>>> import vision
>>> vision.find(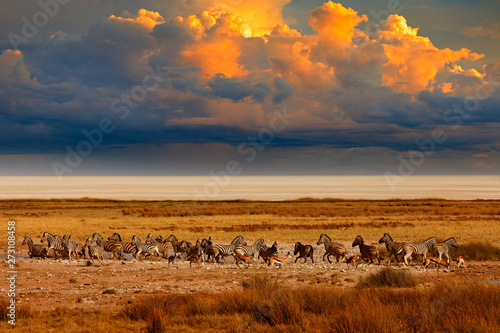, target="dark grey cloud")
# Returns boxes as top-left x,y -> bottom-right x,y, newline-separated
207,75 -> 270,102
272,76 -> 294,104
